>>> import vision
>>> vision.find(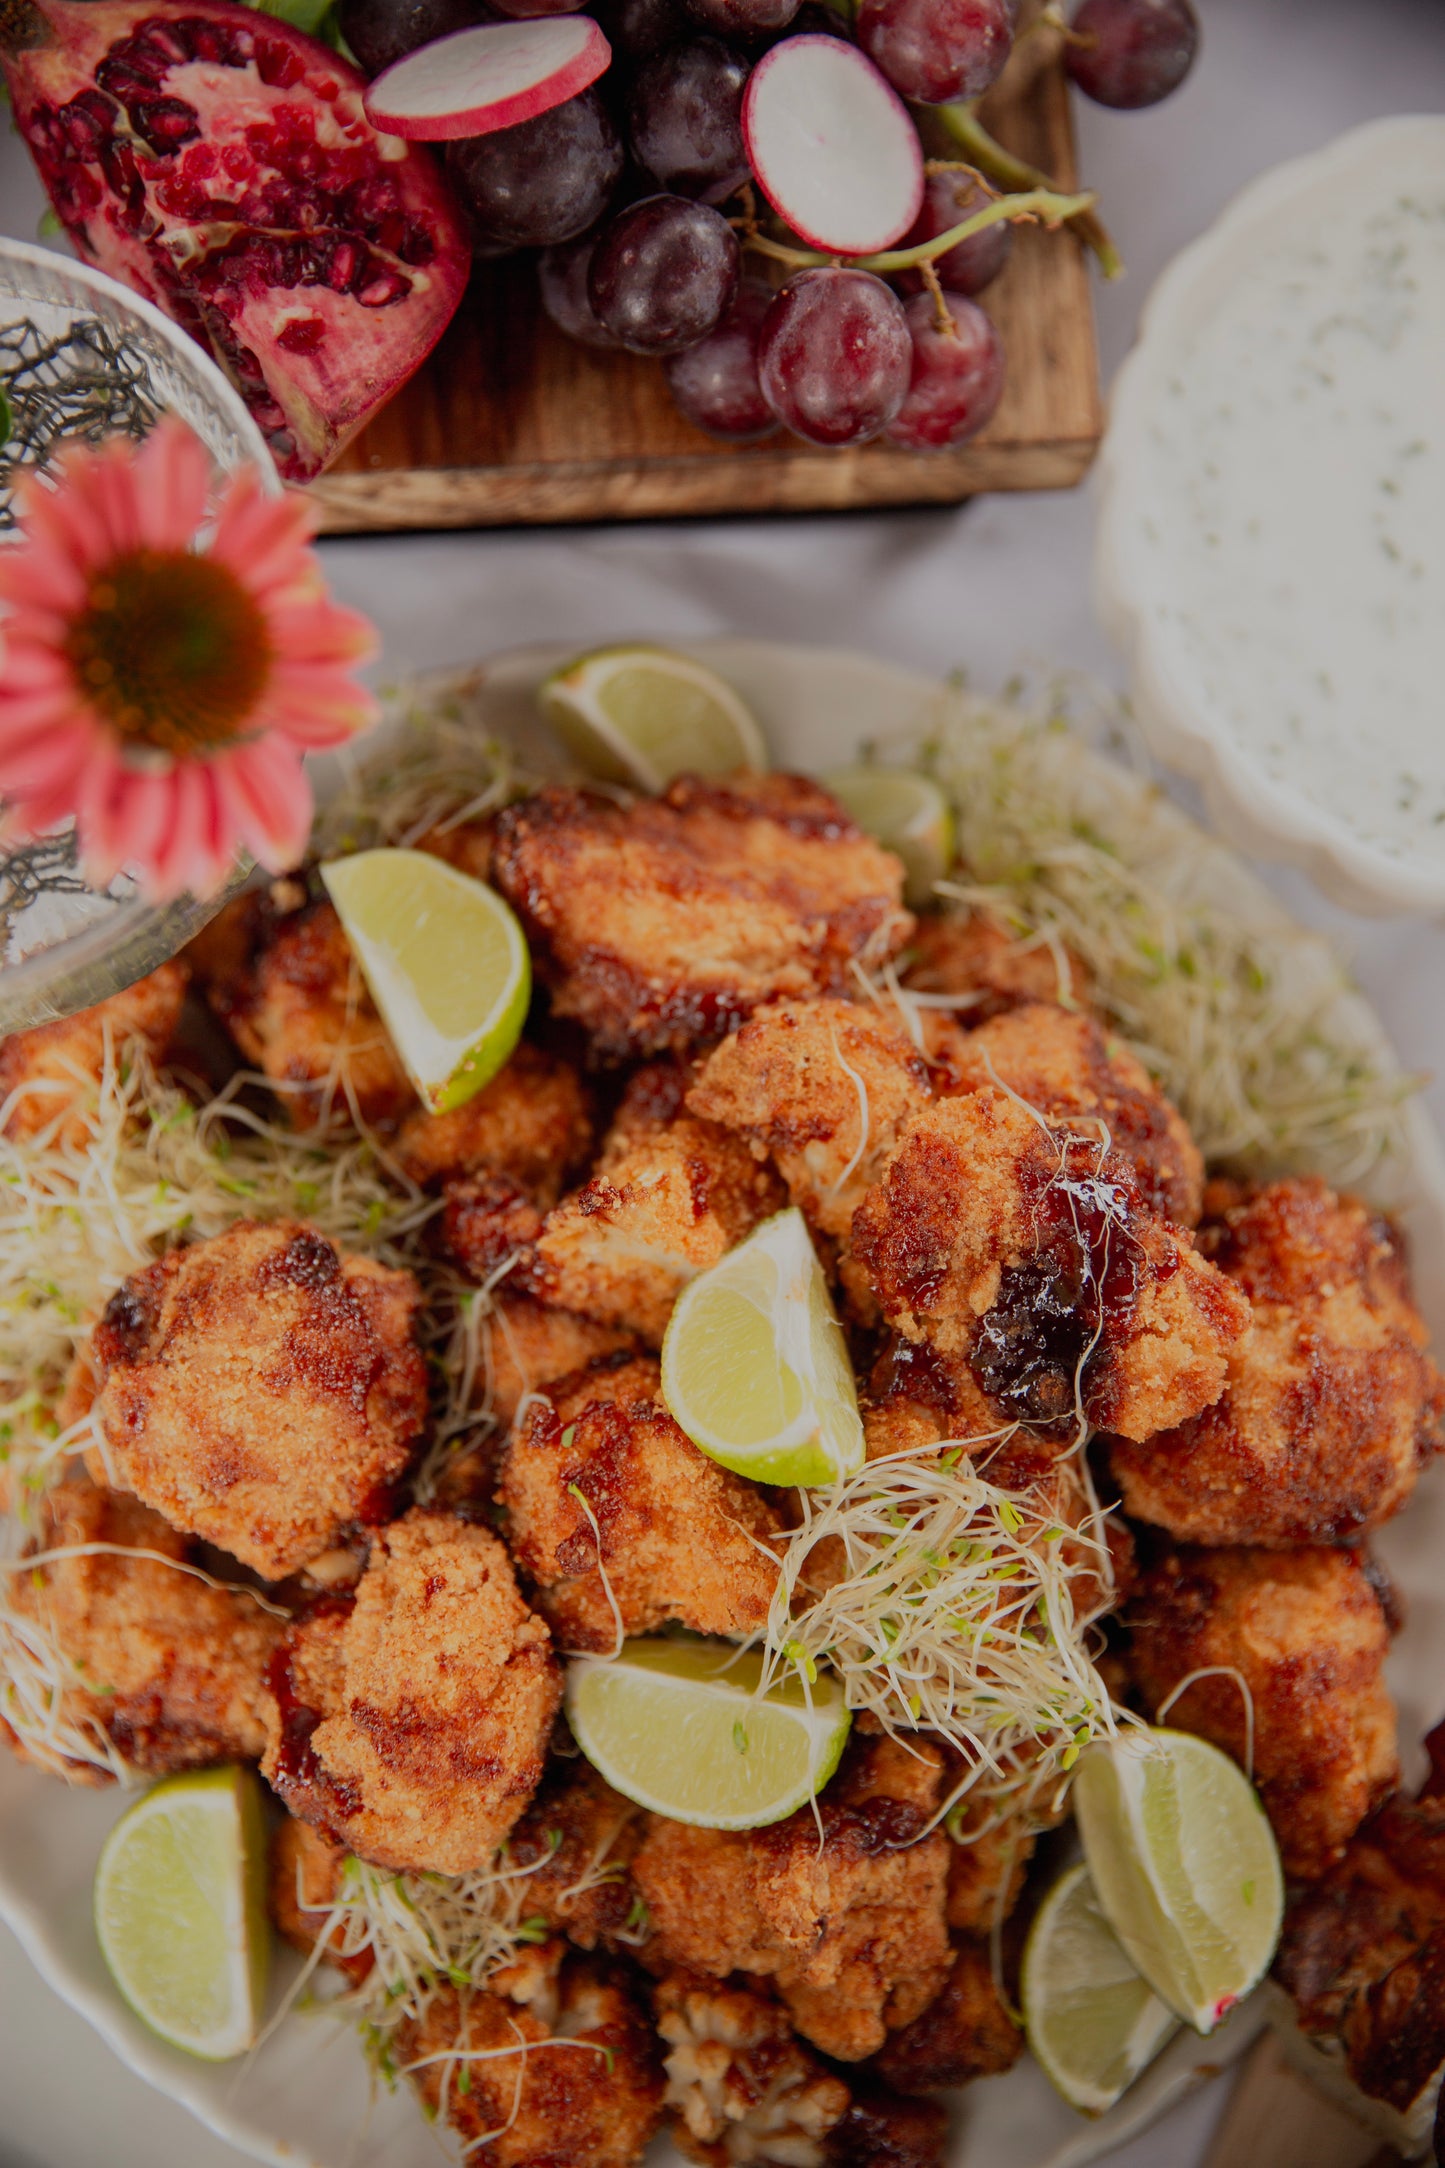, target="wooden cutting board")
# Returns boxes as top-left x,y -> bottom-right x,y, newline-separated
308,29 -> 1102,535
